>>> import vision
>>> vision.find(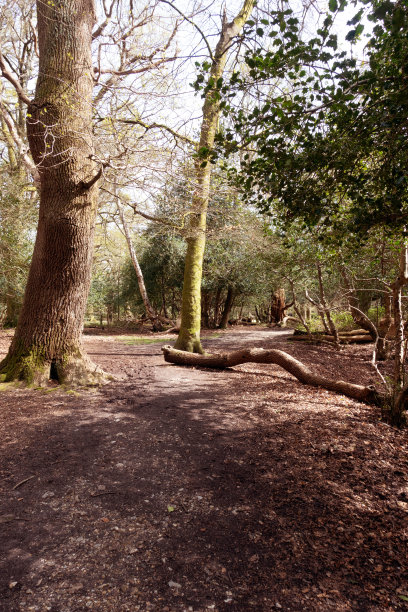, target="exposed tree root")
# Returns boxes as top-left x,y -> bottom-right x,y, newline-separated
54,352 -> 113,387
162,345 -> 382,405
